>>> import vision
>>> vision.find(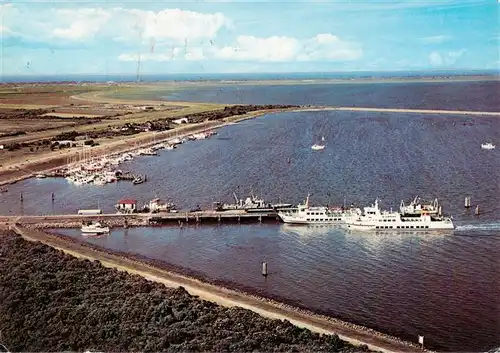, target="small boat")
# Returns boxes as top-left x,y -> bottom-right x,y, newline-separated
132,176 -> 144,185
81,221 -> 110,235
143,198 -> 176,213
311,137 -> 325,150
481,142 -> 495,150
272,202 -> 293,210
36,174 -> 47,179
